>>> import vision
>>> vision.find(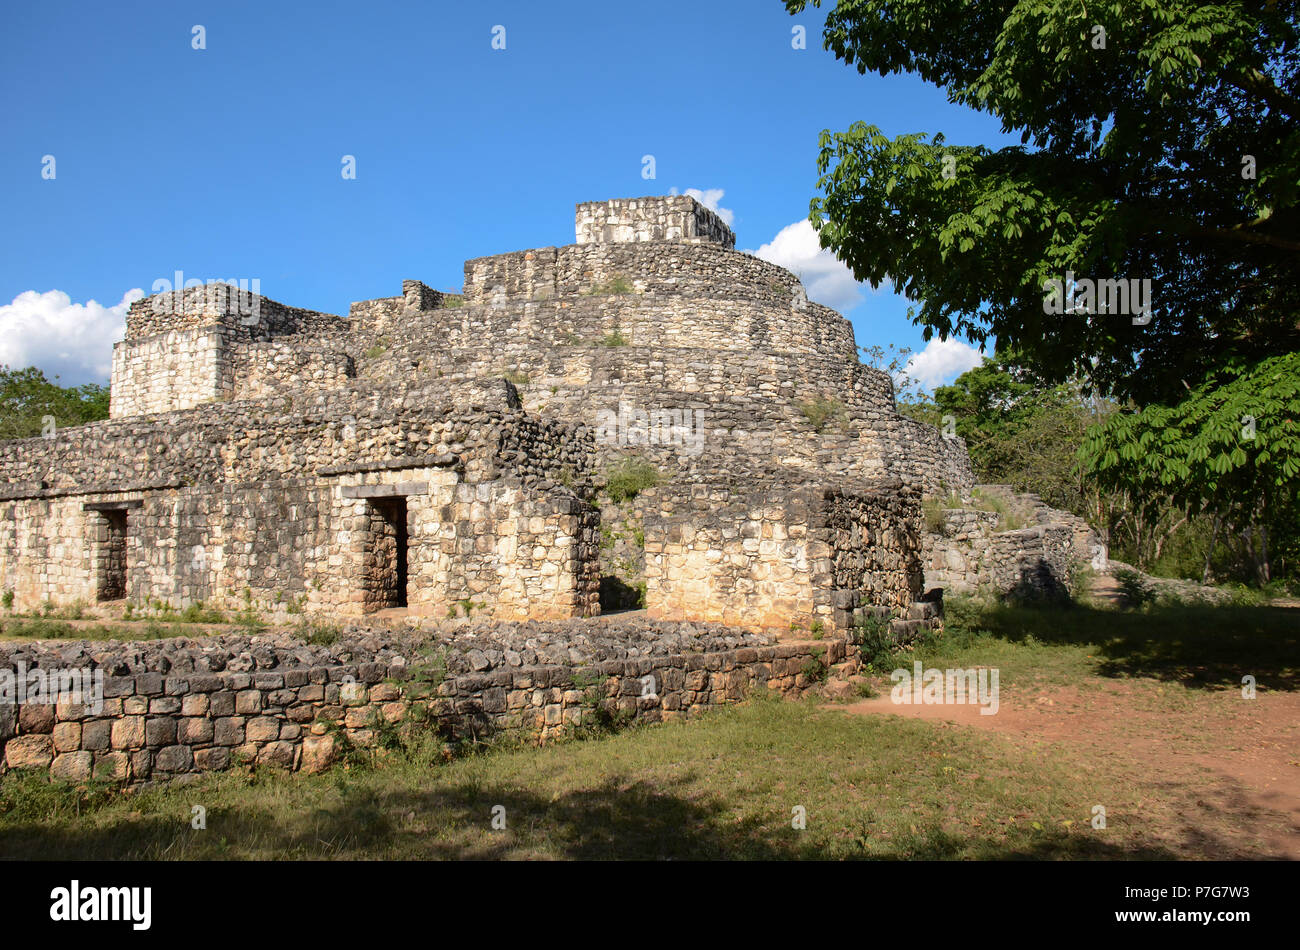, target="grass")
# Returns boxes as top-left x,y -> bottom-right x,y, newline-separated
921,489 -> 1027,533
933,596 -> 1299,690
0,618 -> 200,641
178,602 -> 227,624
921,496 -> 956,532
296,620 -> 341,646
0,690 -> 1167,860
968,487 -> 1028,530
586,275 -> 634,296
